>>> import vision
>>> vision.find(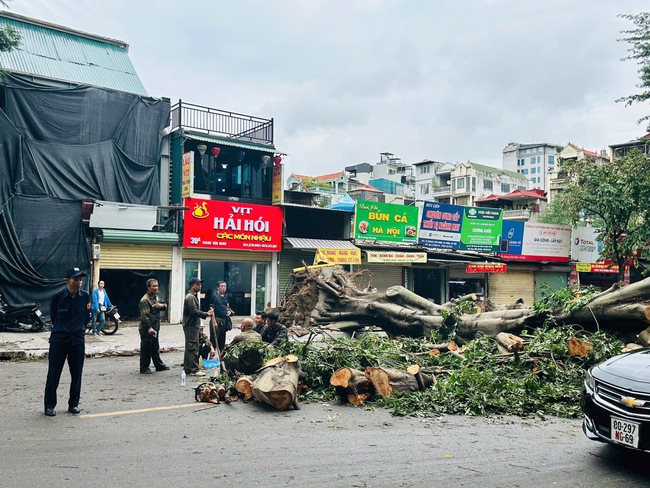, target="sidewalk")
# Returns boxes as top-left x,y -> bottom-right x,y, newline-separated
0,317 -> 245,360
